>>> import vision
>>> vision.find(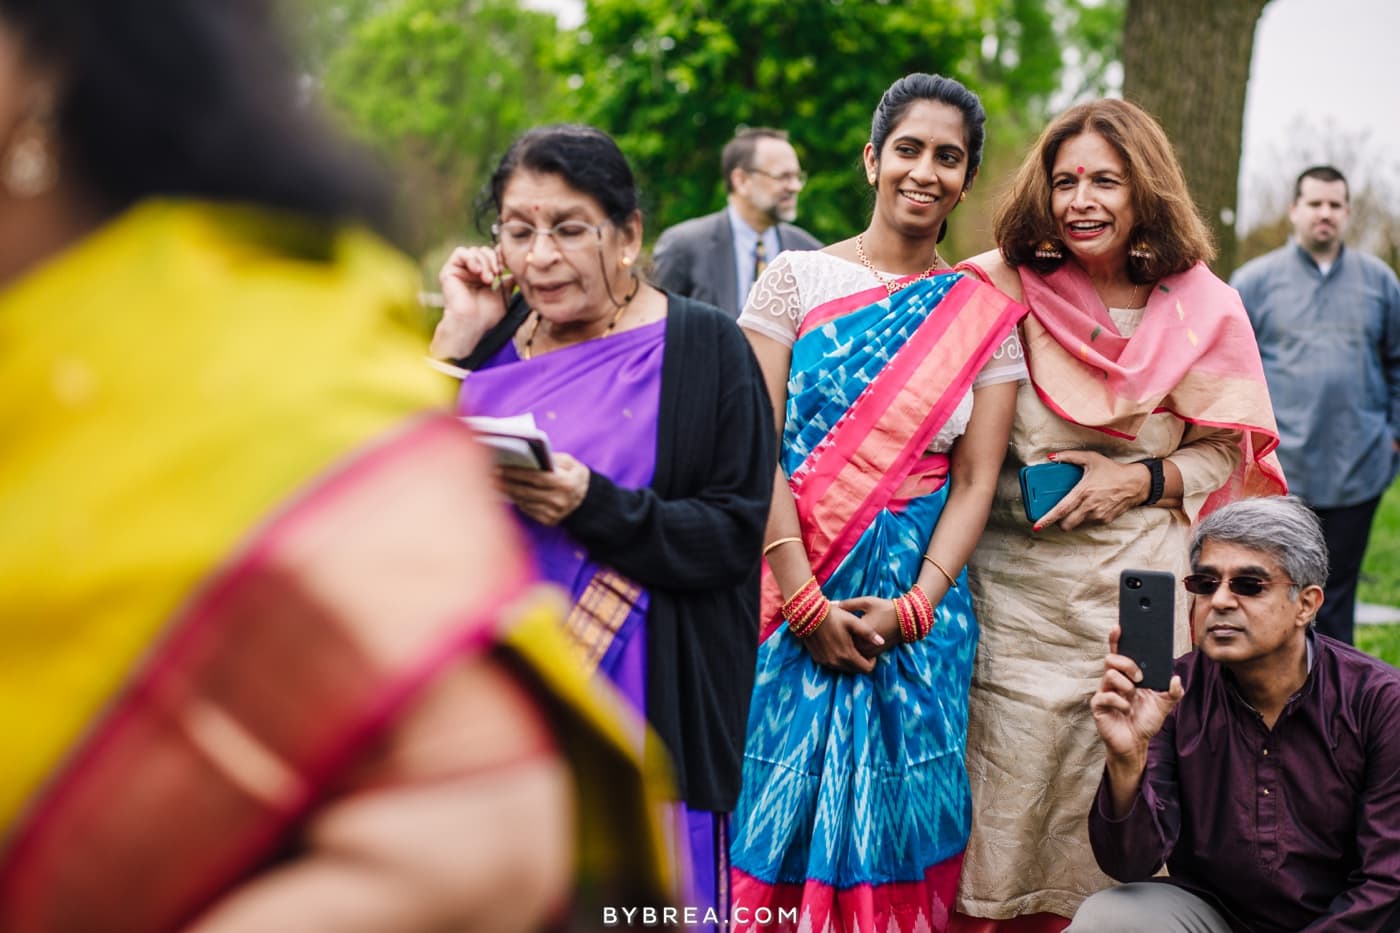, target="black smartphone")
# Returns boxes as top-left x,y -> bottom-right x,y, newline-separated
1117,569 -> 1175,692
